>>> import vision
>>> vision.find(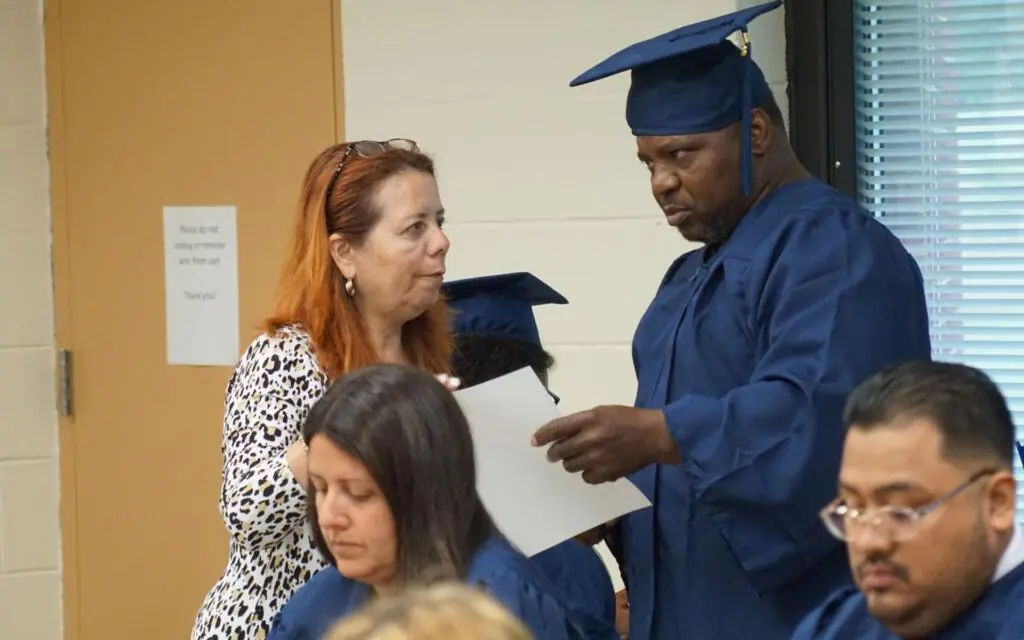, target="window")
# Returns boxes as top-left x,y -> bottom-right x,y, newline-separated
789,0 -> 1024,516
